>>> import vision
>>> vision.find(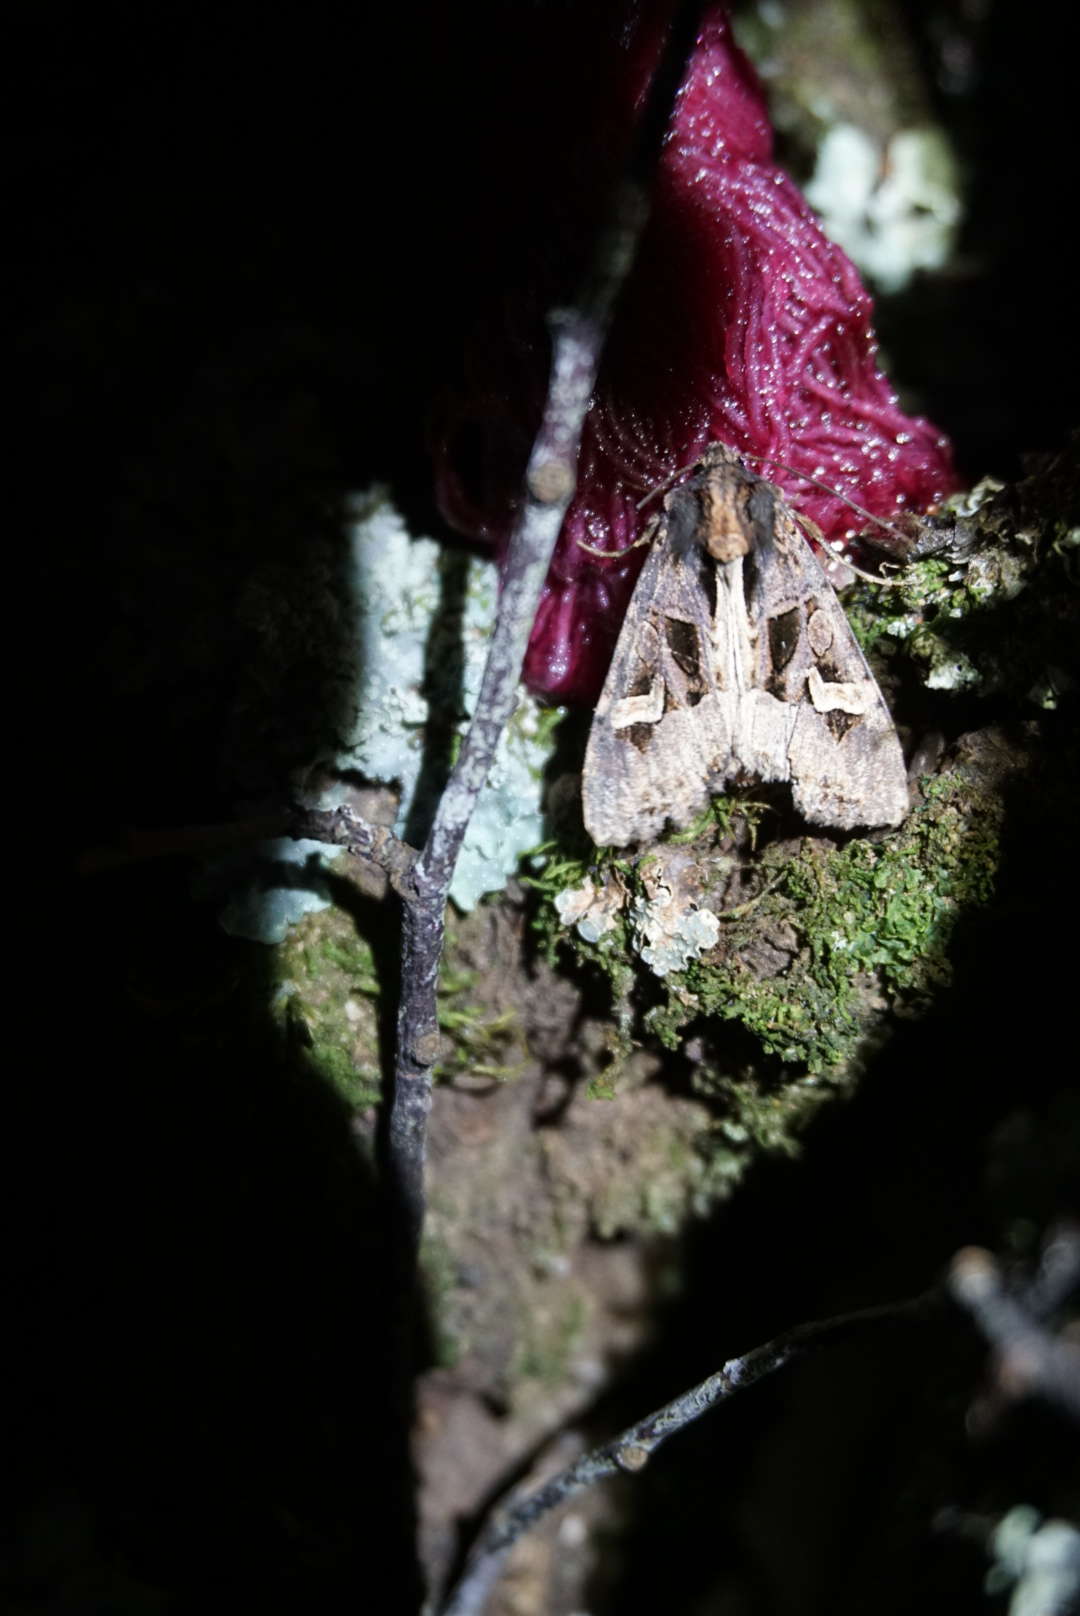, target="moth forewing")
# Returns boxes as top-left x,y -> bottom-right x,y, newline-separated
581,446 -> 909,846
